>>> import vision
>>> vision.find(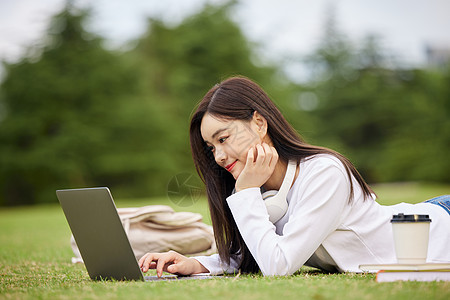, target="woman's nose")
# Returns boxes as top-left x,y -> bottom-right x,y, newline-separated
214,146 -> 227,164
